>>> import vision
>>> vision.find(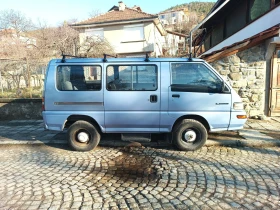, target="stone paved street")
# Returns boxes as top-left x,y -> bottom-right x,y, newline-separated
0,144 -> 279,210
1,119 -> 280,147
